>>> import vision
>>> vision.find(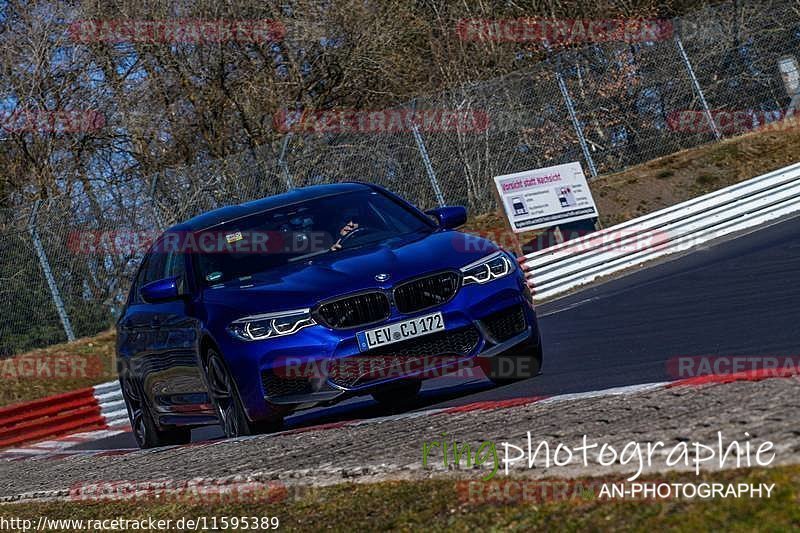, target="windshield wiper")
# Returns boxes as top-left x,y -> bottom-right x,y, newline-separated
288,248 -> 332,262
